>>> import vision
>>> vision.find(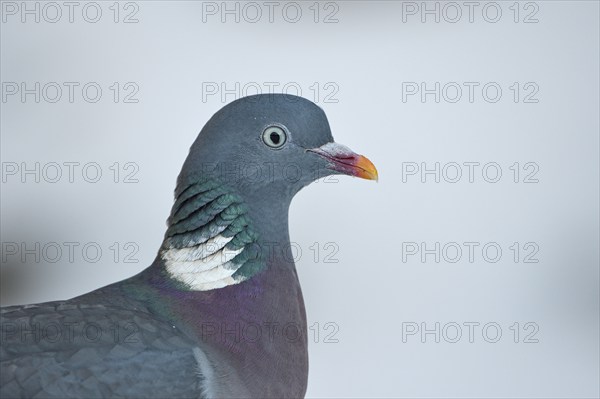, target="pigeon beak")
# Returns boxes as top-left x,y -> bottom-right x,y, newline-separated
308,142 -> 379,181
